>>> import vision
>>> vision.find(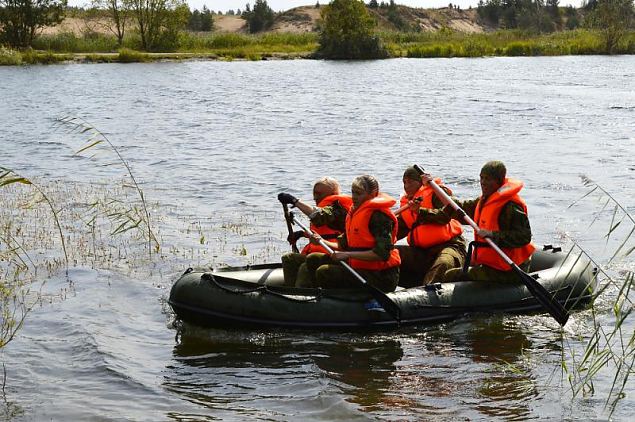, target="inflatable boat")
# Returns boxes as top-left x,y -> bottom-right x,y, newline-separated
168,247 -> 596,329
